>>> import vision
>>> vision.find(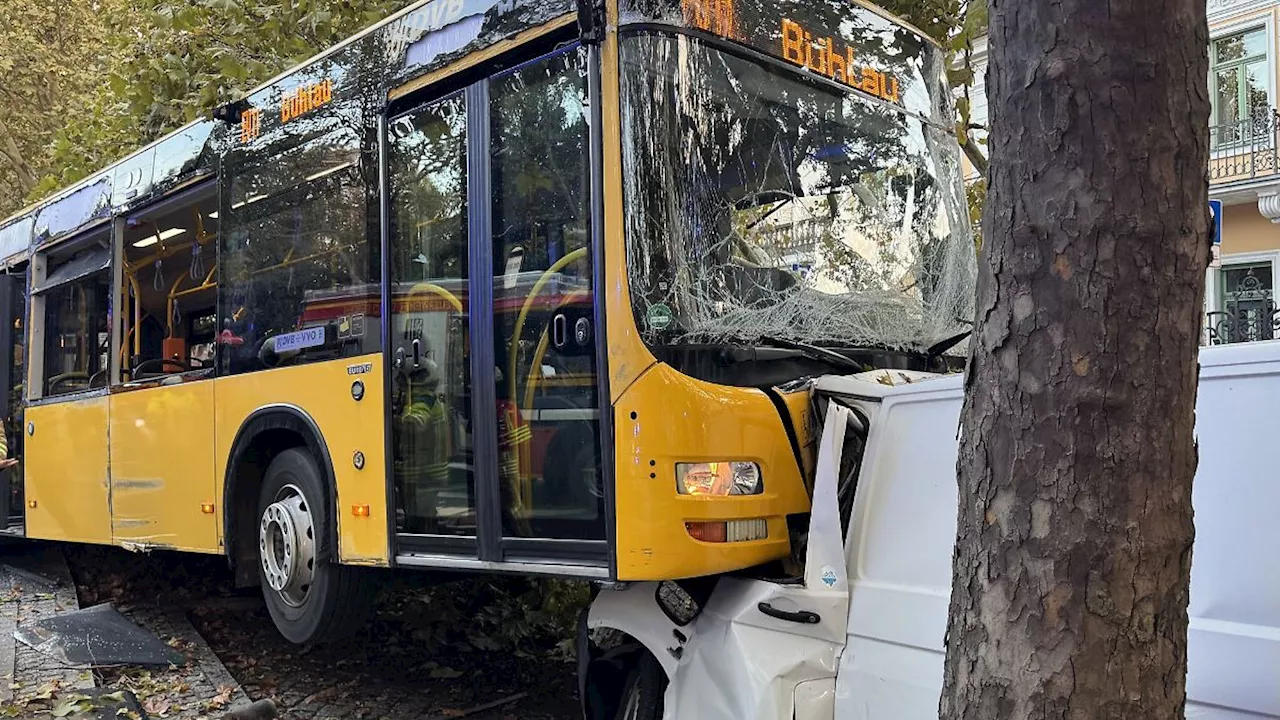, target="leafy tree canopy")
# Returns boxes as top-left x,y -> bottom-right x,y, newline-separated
0,0 -> 987,221
0,0 -> 412,219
